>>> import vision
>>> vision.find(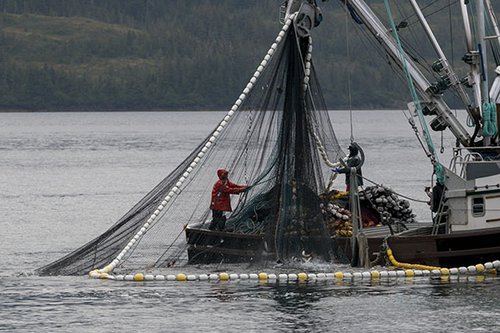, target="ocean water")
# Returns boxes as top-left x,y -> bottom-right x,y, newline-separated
1,111 -> 499,332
